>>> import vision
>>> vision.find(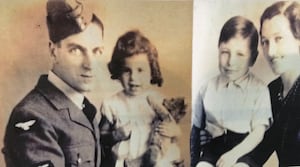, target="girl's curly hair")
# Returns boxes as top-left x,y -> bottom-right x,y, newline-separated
108,30 -> 163,87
